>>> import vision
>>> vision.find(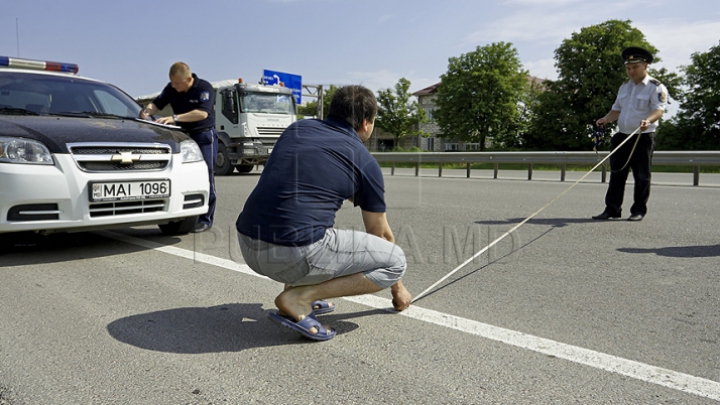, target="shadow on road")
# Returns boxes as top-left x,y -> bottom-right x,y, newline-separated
617,244 -> 720,258
106,304 -> 389,352
476,217 -> 600,228
0,228 -> 182,266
